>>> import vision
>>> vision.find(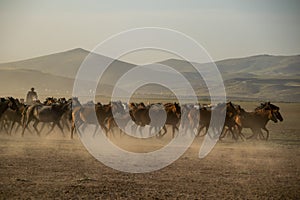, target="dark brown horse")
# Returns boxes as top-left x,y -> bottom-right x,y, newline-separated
128,102 -> 152,136
0,97 -> 18,119
128,102 -> 177,138
160,102 -> 181,138
234,102 -> 283,140
1,100 -> 29,134
71,99 -> 124,138
71,98 -> 100,139
219,102 -> 244,141
0,97 -> 19,133
105,112 -> 131,136
188,102 -> 240,139
22,101 -> 69,136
